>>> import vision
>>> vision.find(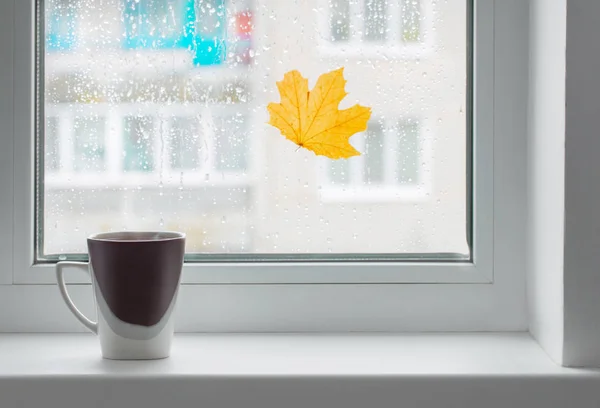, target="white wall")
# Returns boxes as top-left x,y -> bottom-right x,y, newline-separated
528,0 -> 600,367
563,0 -> 600,367
527,0 -> 566,365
